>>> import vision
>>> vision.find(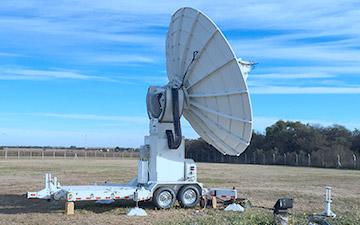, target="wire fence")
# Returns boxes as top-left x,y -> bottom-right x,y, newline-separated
2,148 -> 358,170
0,148 -> 139,160
187,150 -> 360,170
